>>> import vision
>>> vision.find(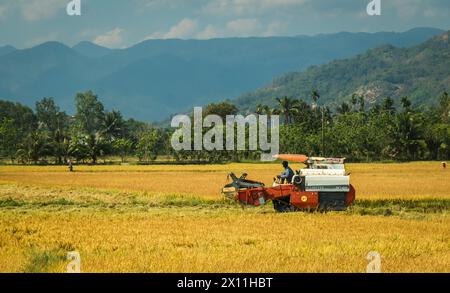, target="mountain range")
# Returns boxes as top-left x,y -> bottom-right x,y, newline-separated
0,27 -> 445,121
0,45 -> 16,57
234,30 -> 450,111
